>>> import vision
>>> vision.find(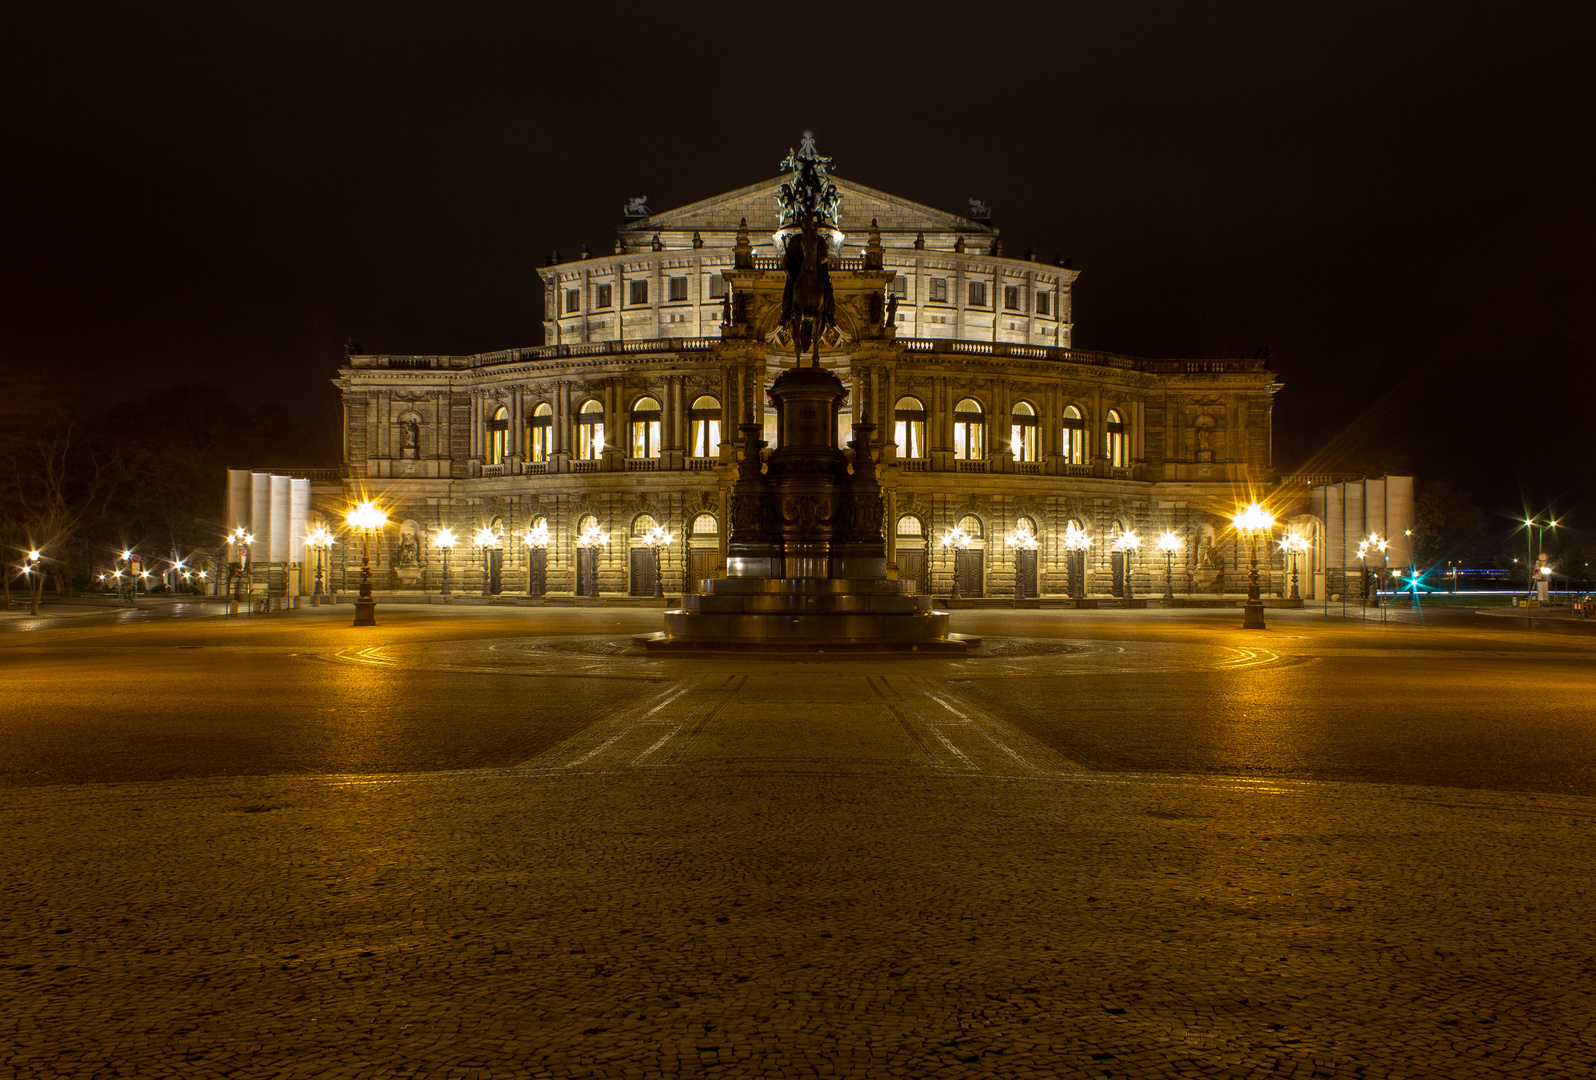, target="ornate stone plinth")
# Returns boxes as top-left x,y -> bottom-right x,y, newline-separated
637,365 -> 976,653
